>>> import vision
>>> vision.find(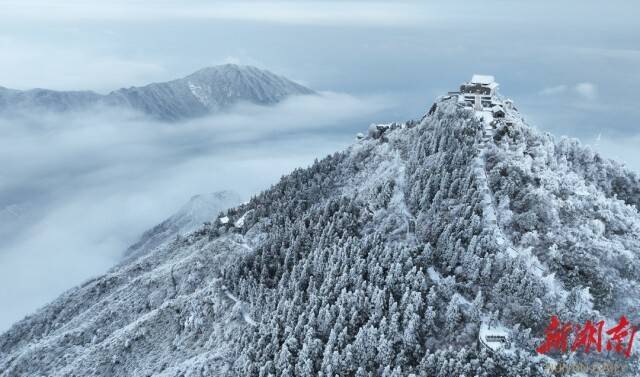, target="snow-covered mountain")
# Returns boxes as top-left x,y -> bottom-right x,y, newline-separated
0,65 -> 314,121
2,81 -> 640,376
123,191 -> 242,261
0,86 -> 101,113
